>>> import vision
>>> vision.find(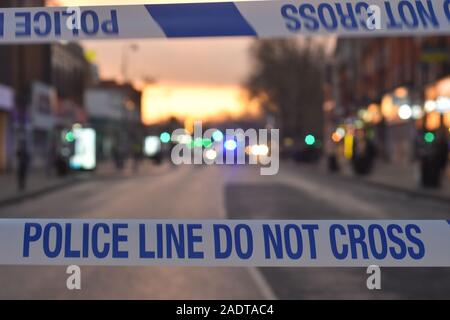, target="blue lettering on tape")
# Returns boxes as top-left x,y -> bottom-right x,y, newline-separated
43,223 -> 63,258
329,223 -> 425,260
65,223 -> 81,258
81,10 -> 100,35
112,223 -> 128,258
214,224 -> 232,259
12,9 -> 118,39
280,0 -> 441,33
23,223 -> 42,257
13,220 -> 442,266
446,0 -> 450,21
187,224 -> 204,259
138,223 -> 205,259
15,12 -> 31,37
0,12 -> 4,37
262,224 -> 319,259
34,11 -> 52,37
